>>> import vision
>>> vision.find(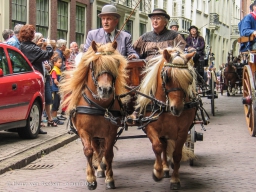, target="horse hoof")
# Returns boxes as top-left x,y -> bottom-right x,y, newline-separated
163,170 -> 170,178
97,170 -> 105,178
100,162 -> 106,170
87,181 -> 97,190
152,171 -> 163,182
106,181 -> 115,189
170,182 -> 181,190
